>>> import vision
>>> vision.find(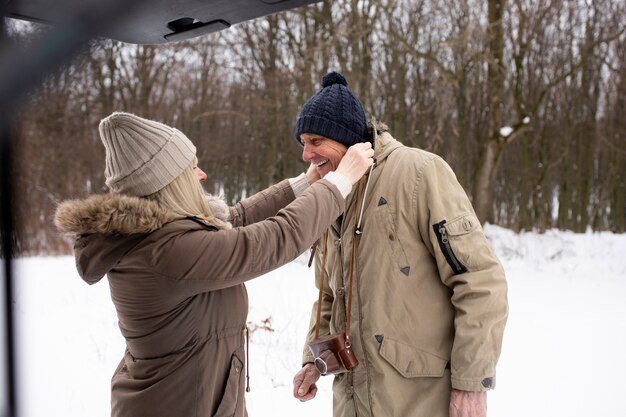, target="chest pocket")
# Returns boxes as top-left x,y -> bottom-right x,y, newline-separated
374,197 -> 411,277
